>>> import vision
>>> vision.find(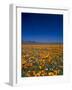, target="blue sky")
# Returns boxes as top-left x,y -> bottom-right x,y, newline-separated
21,13 -> 63,43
